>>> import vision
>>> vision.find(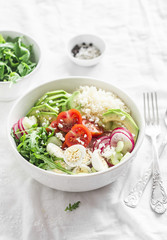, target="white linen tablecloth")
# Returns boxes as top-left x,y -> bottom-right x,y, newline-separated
0,0 -> 167,239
